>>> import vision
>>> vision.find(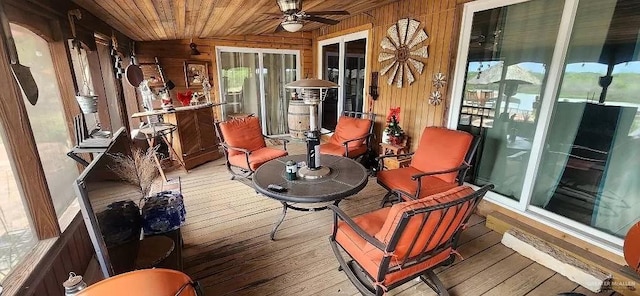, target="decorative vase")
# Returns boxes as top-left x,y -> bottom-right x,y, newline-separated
382,130 -> 391,144
141,191 -> 186,235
